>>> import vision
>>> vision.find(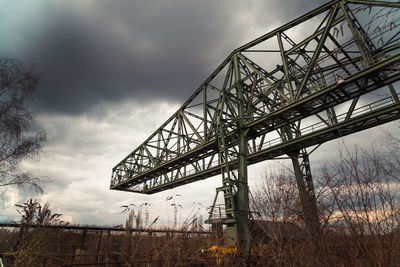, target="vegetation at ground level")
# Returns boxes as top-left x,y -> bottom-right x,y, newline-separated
0,143 -> 399,266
